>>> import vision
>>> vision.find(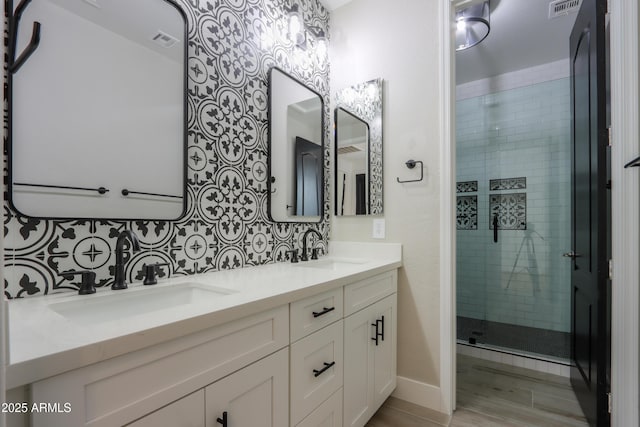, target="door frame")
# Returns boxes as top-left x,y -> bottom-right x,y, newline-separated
439,0 -> 640,423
